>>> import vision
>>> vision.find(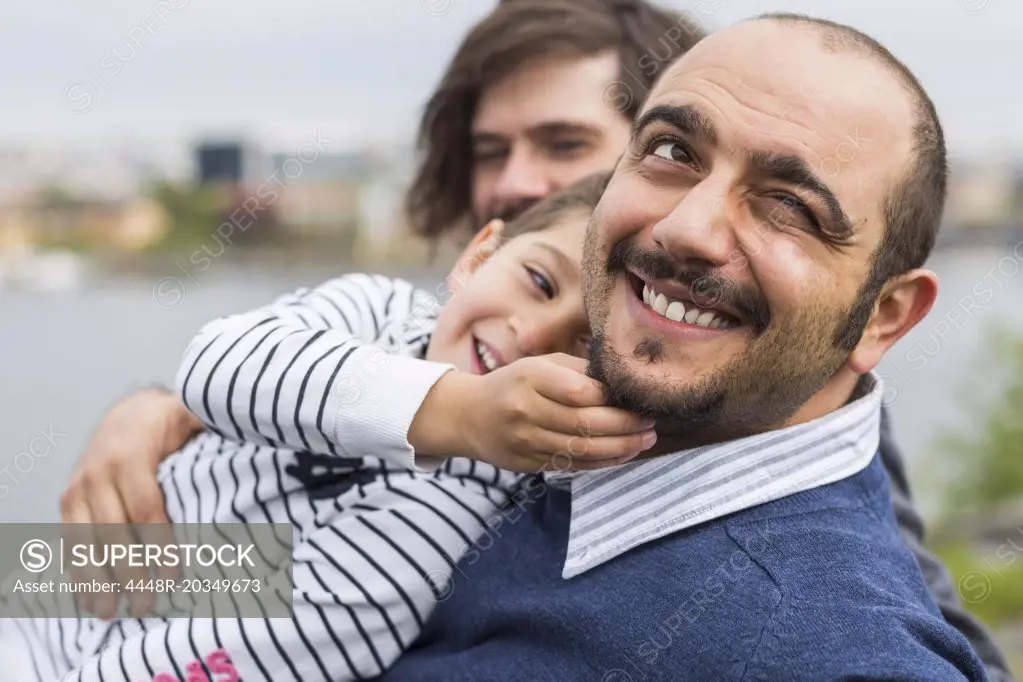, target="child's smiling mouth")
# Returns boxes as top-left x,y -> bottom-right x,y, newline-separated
472,336 -> 505,374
